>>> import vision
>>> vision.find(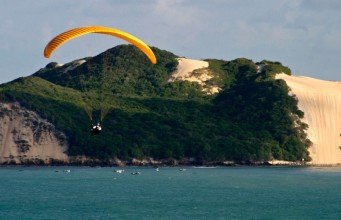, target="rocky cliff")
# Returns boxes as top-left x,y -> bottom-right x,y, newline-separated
0,102 -> 68,164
